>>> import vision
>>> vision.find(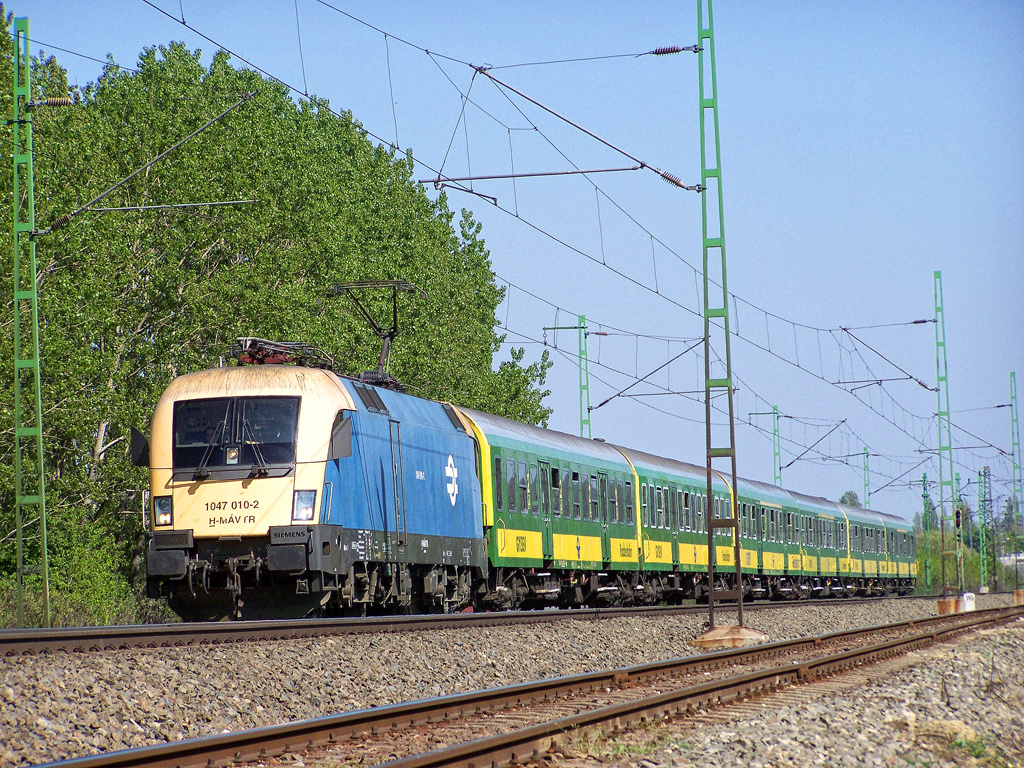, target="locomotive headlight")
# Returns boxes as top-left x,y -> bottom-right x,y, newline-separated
226,446 -> 239,465
292,490 -> 316,522
153,496 -> 173,527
